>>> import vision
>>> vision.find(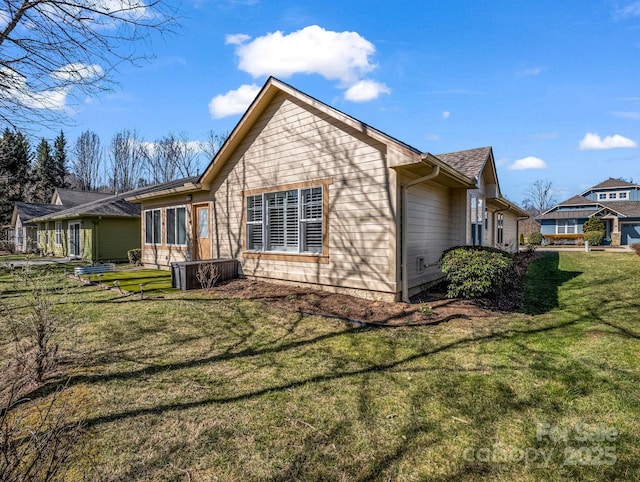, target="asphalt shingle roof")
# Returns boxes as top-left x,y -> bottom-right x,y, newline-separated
600,201 -> 640,218
54,189 -> 113,207
32,177 -> 199,222
557,195 -> 596,206
587,178 -> 640,191
435,147 -> 492,180
14,202 -> 65,221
